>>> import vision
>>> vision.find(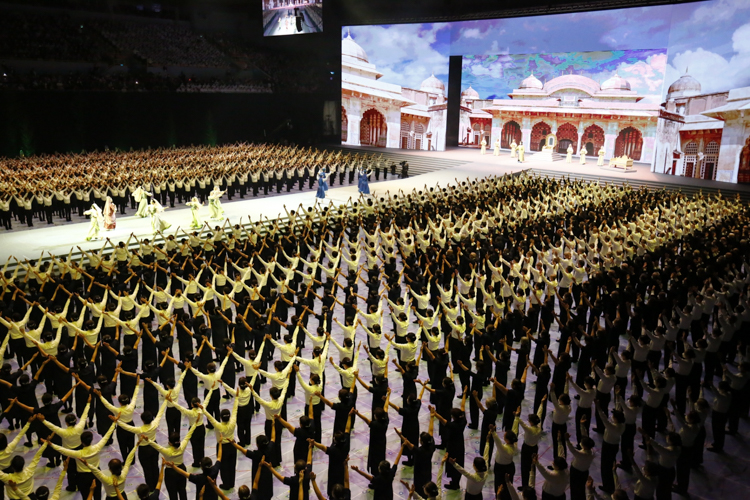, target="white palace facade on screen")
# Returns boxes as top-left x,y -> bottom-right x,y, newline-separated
340,32 -> 448,151
461,69 -> 750,184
